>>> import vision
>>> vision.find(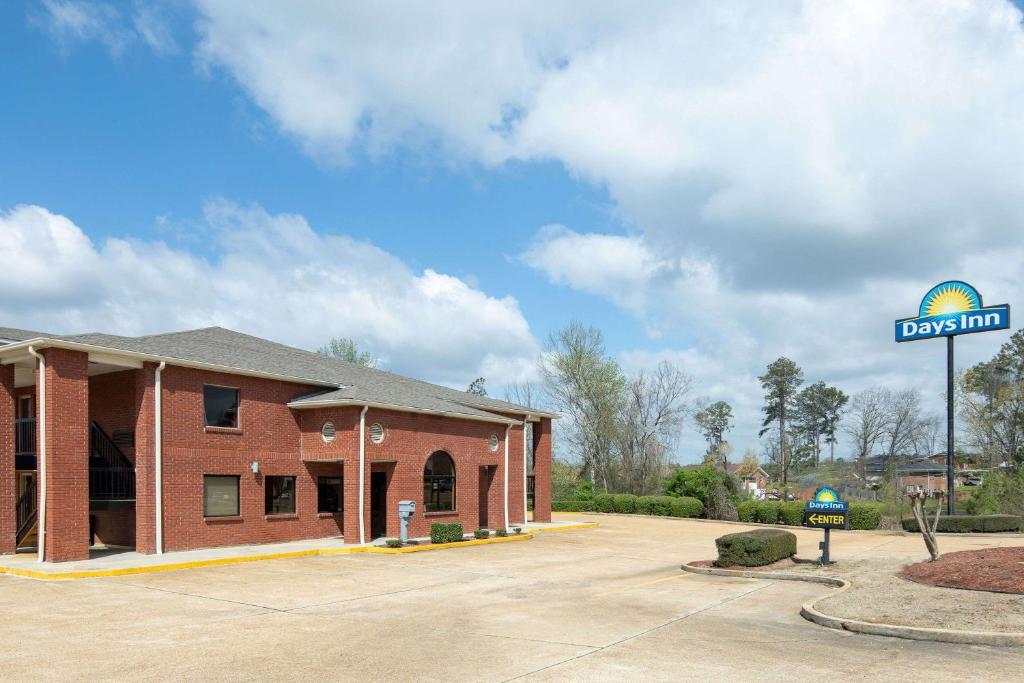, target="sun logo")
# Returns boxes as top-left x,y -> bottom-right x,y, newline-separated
919,281 -> 981,318
814,487 -> 839,503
